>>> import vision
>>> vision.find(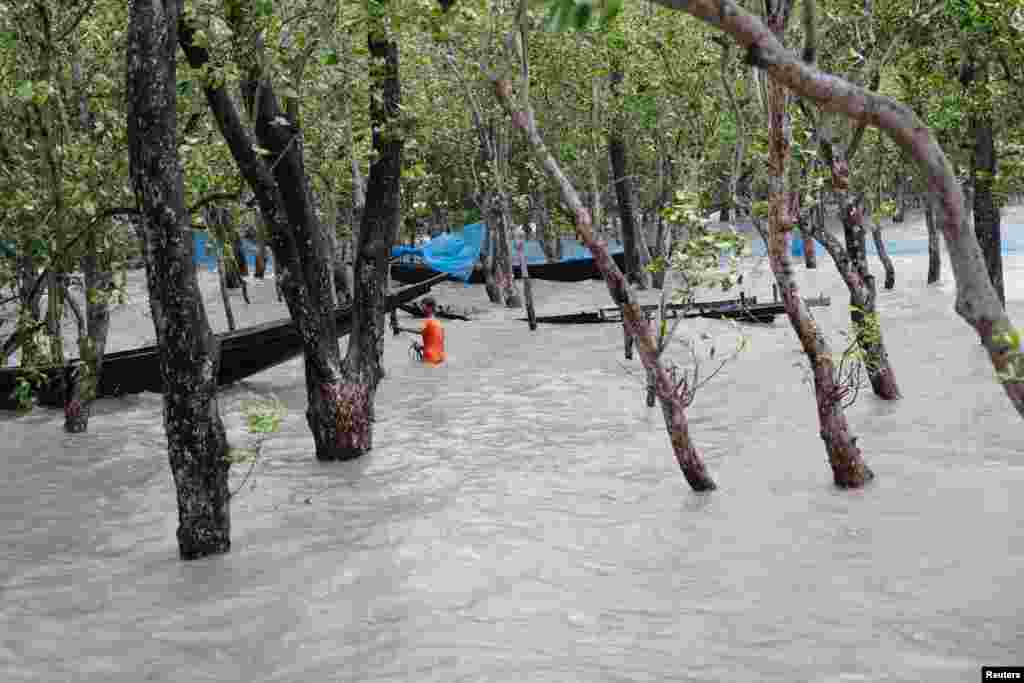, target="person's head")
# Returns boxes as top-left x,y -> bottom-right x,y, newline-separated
421,296 -> 437,317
